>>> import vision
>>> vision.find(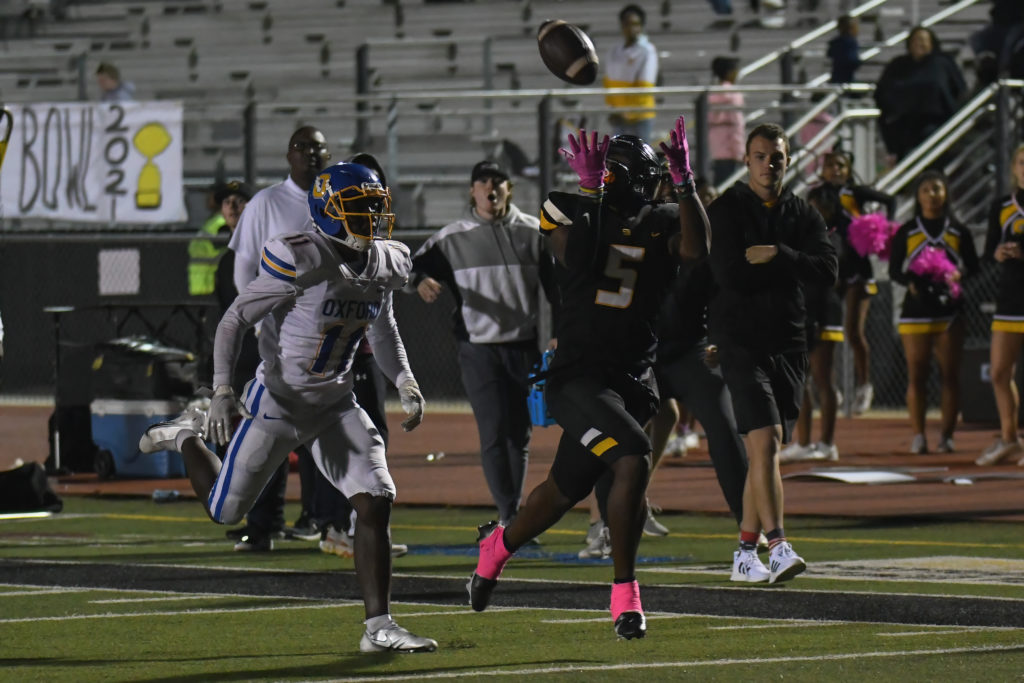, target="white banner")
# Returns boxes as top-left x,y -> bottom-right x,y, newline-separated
0,101 -> 186,224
